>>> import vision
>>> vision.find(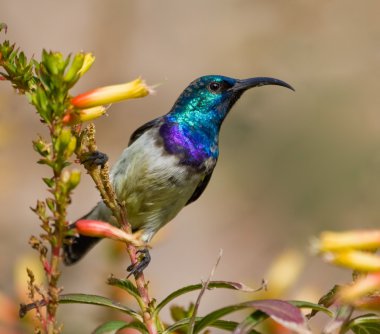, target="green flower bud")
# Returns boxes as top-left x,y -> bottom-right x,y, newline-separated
46,198 -> 55,212
64,136 -> 77,159
68,169 -> 81,189
63,53 -> 85,84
